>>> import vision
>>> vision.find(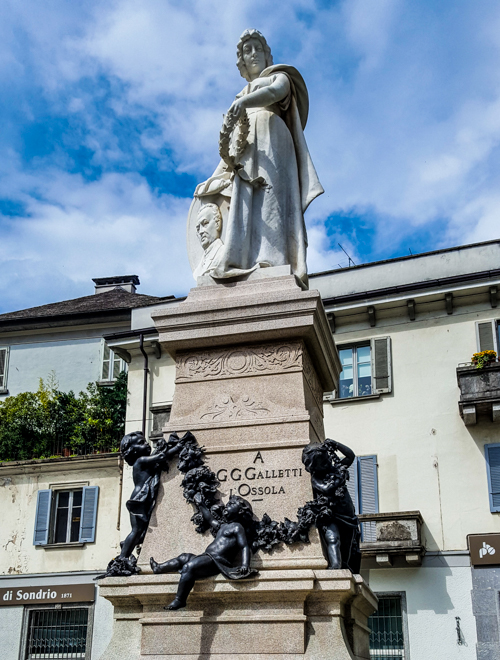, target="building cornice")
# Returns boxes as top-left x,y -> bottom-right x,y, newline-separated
321,268 -> 500,309
0,453 -> 121,476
